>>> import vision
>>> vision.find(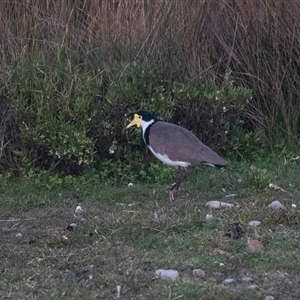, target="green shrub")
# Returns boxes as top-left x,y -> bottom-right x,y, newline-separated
1,60 -> 253,181
170,70 -> 252,153
2,58 -> 100,175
